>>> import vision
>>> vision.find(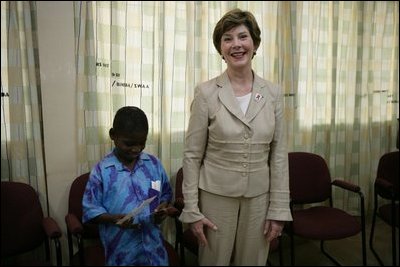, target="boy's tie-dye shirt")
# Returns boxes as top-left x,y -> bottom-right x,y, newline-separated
82,150 -> 173,266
